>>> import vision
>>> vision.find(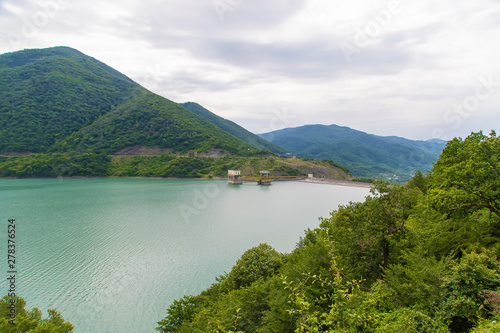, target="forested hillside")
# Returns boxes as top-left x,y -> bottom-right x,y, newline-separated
260,124 -> 446,181
157,131 -> 500,333
53,92 -> 255,155
0,47 -> 259,156
180,102 -> 286,154
0,47 -> 138,153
